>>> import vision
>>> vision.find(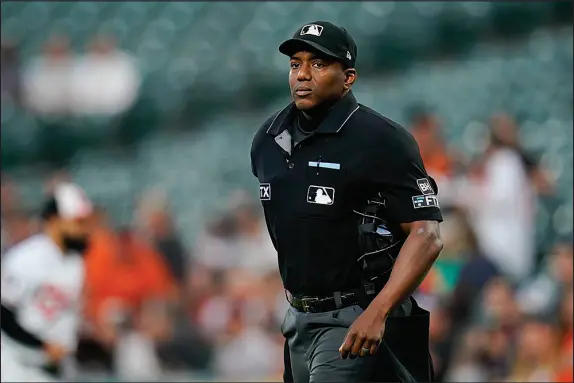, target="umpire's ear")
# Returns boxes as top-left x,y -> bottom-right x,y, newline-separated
343,68 -> 356,90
